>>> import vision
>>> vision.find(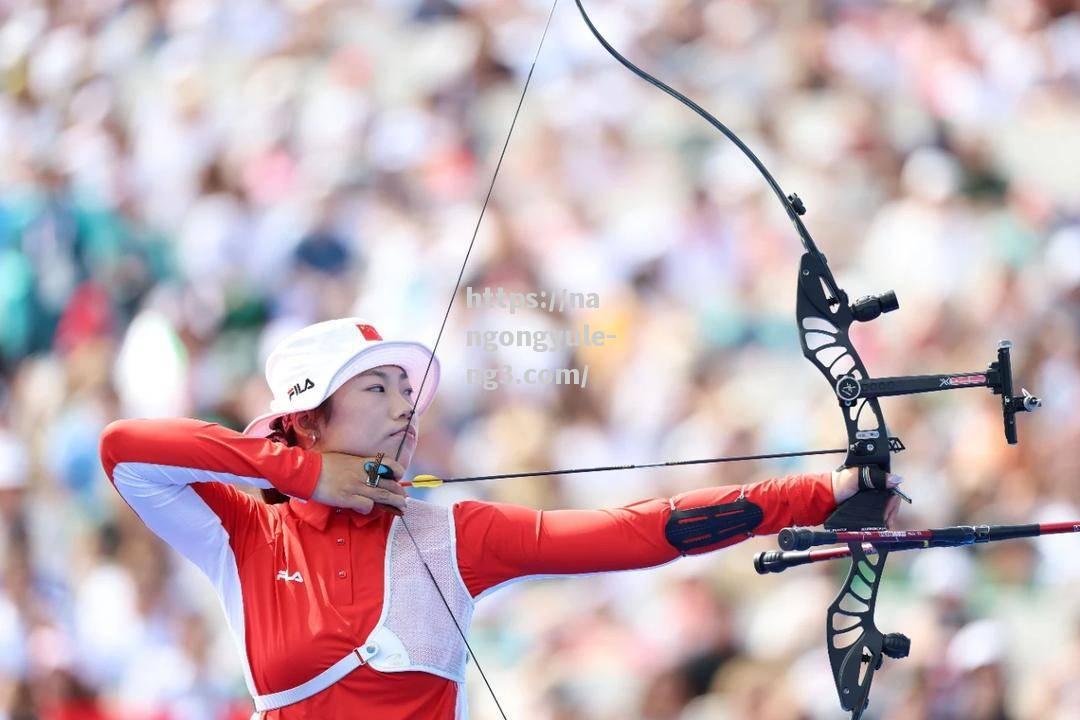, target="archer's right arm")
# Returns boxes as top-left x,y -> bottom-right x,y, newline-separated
98,418 -> 322,574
